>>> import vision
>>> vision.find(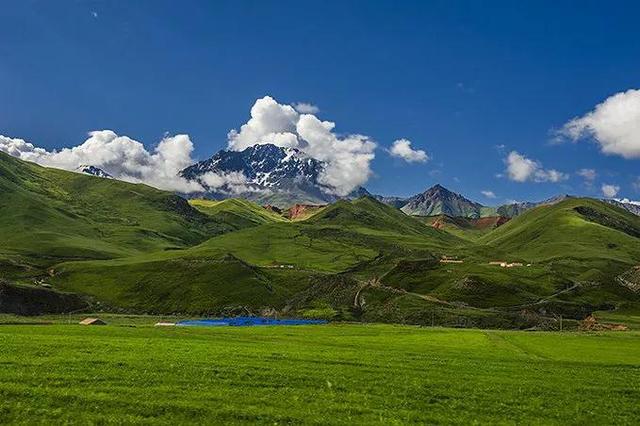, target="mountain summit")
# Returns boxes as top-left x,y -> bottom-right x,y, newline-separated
400,184 -> 488,218
180,144 -> 363,207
